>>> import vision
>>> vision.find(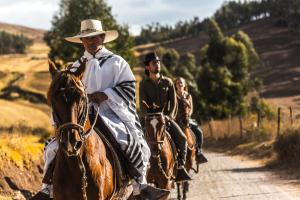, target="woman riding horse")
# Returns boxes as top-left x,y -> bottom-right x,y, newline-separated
174,77 -> 208,200
174,77 -> 208,164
